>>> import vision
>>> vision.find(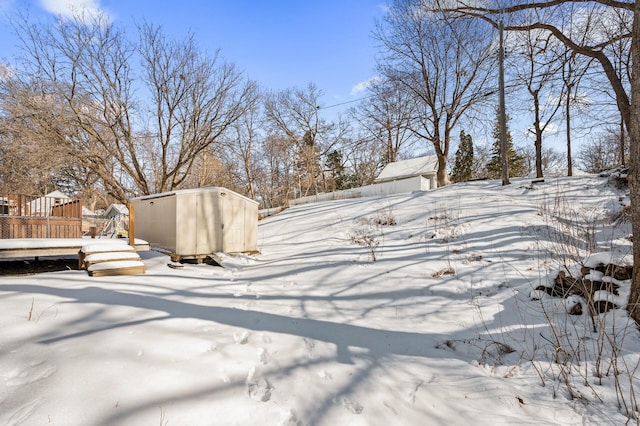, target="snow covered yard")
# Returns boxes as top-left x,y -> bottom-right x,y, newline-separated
1,175 -> 638,425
